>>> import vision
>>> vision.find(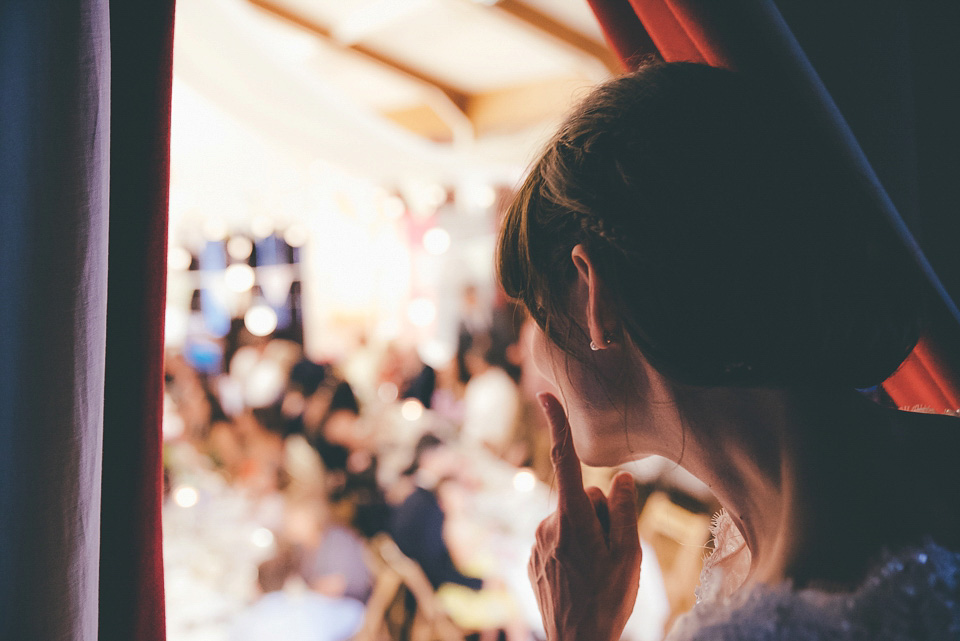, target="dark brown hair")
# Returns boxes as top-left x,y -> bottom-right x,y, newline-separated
497,62 -> 922,388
